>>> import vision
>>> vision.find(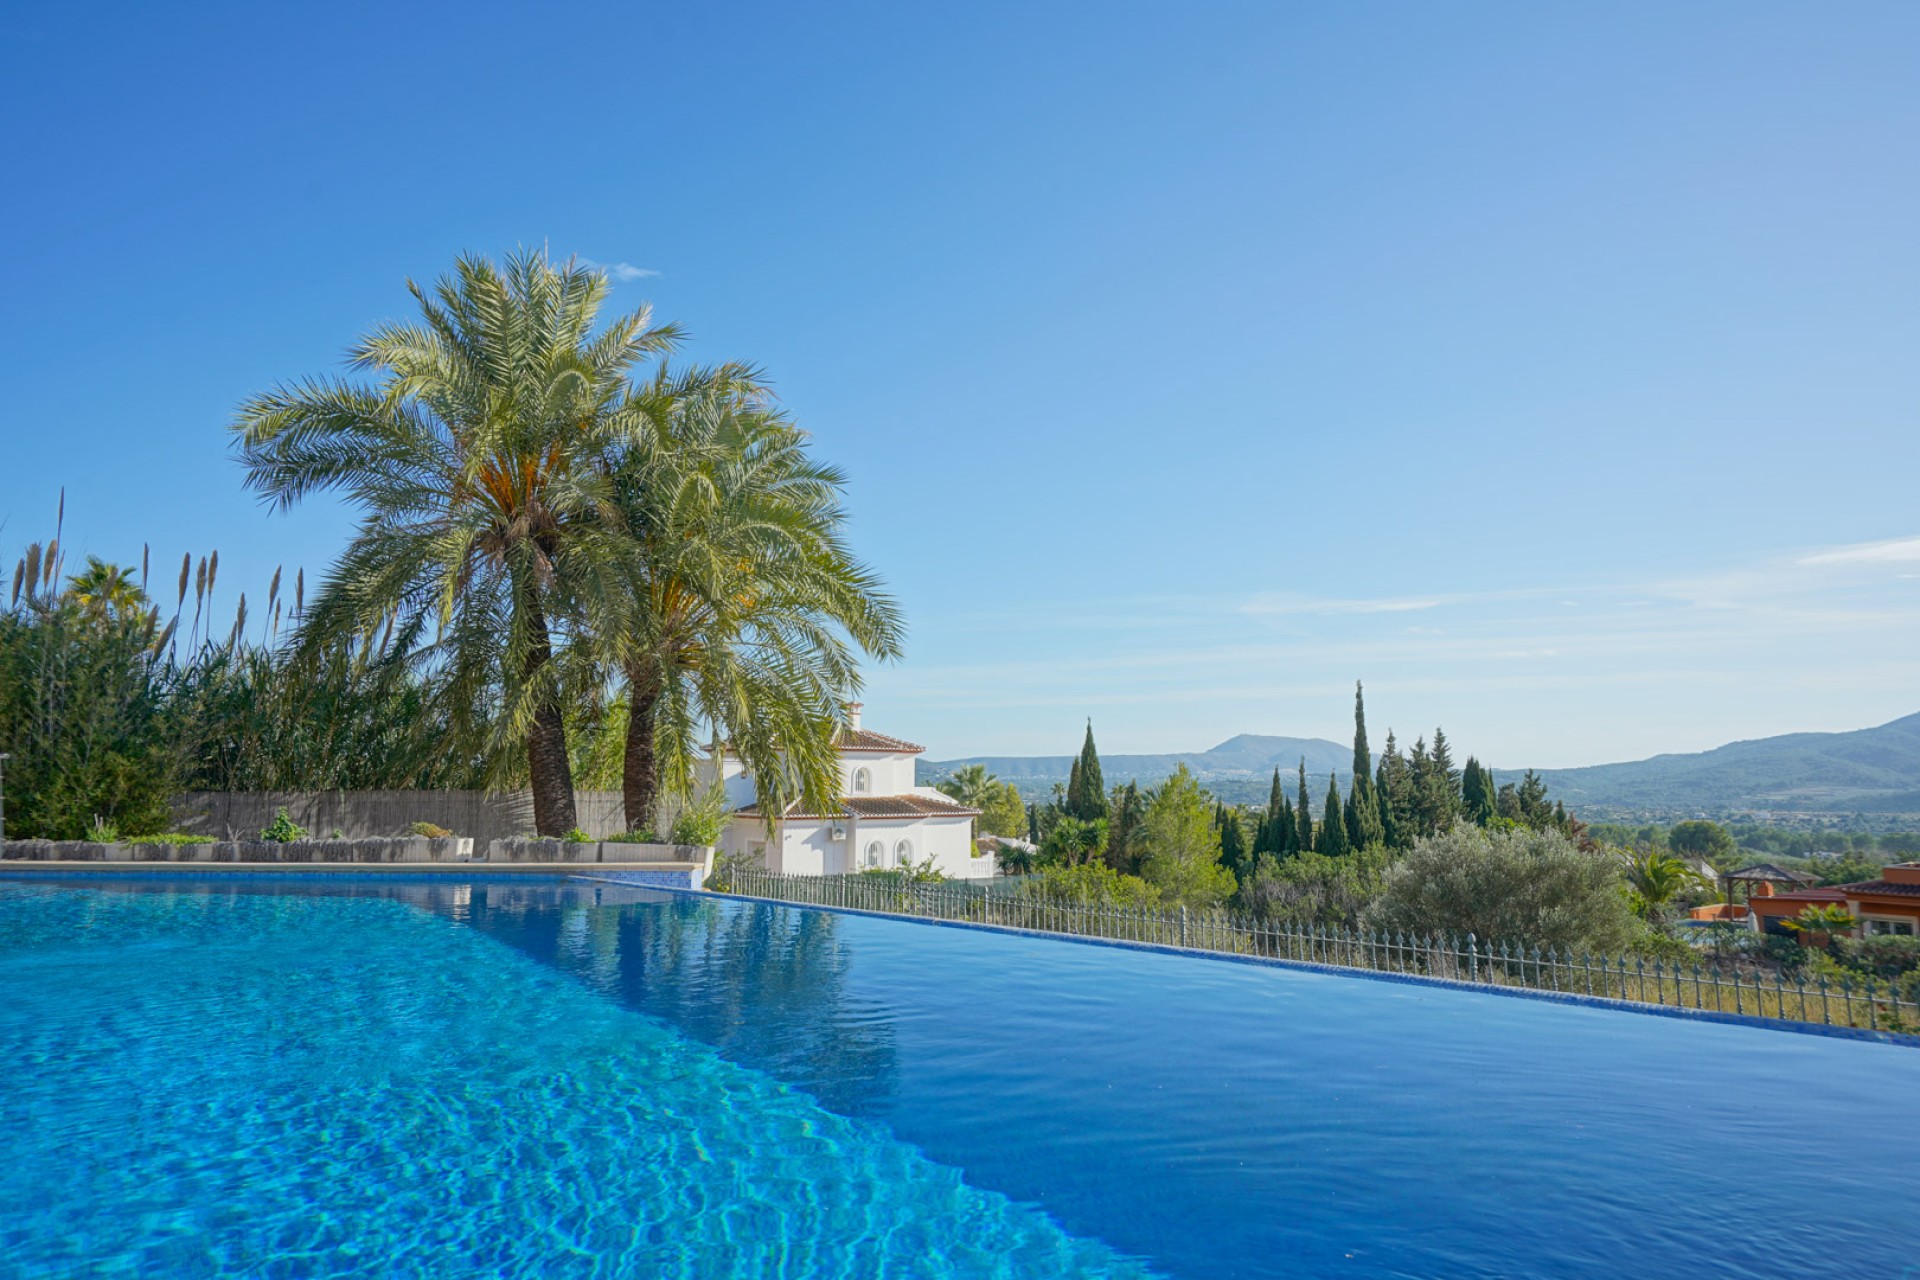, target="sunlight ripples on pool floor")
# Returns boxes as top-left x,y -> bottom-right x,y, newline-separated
0,881 -> 1151,1279
2,874 -> 1917,1278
